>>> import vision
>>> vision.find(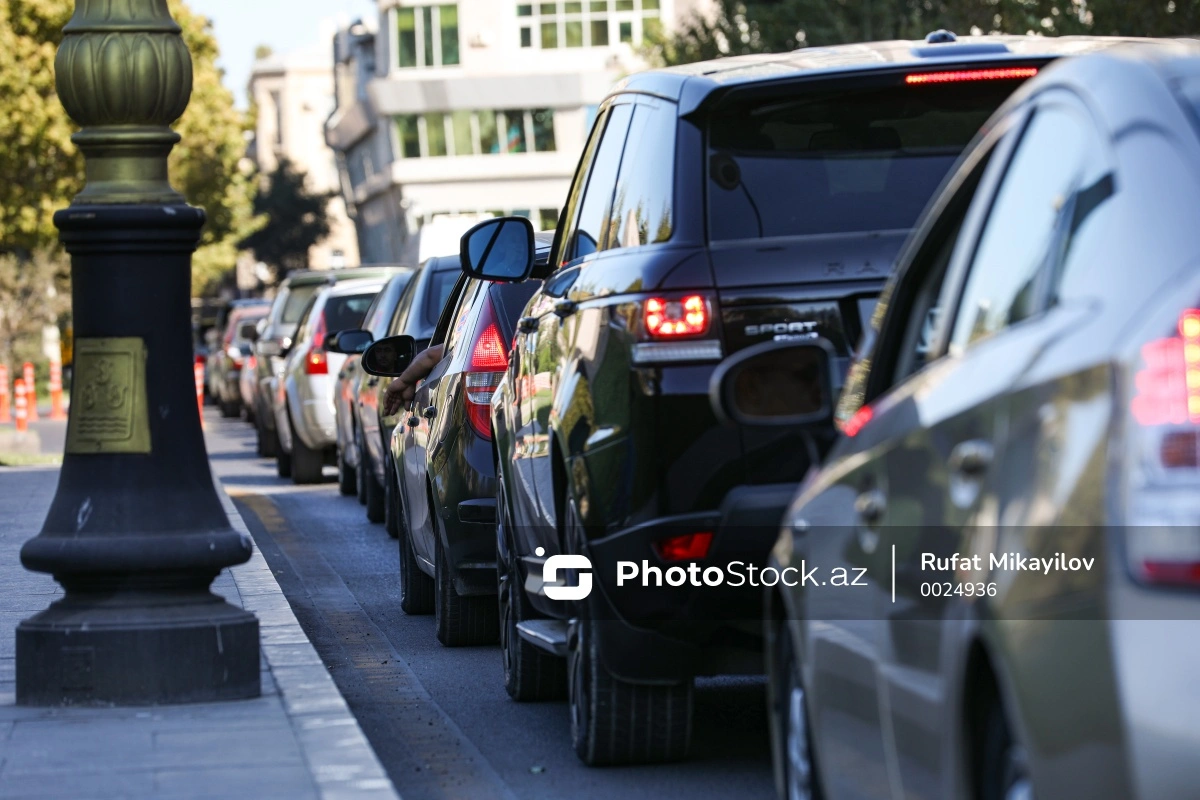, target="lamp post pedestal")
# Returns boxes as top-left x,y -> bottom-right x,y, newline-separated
15,0 -> 260,706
